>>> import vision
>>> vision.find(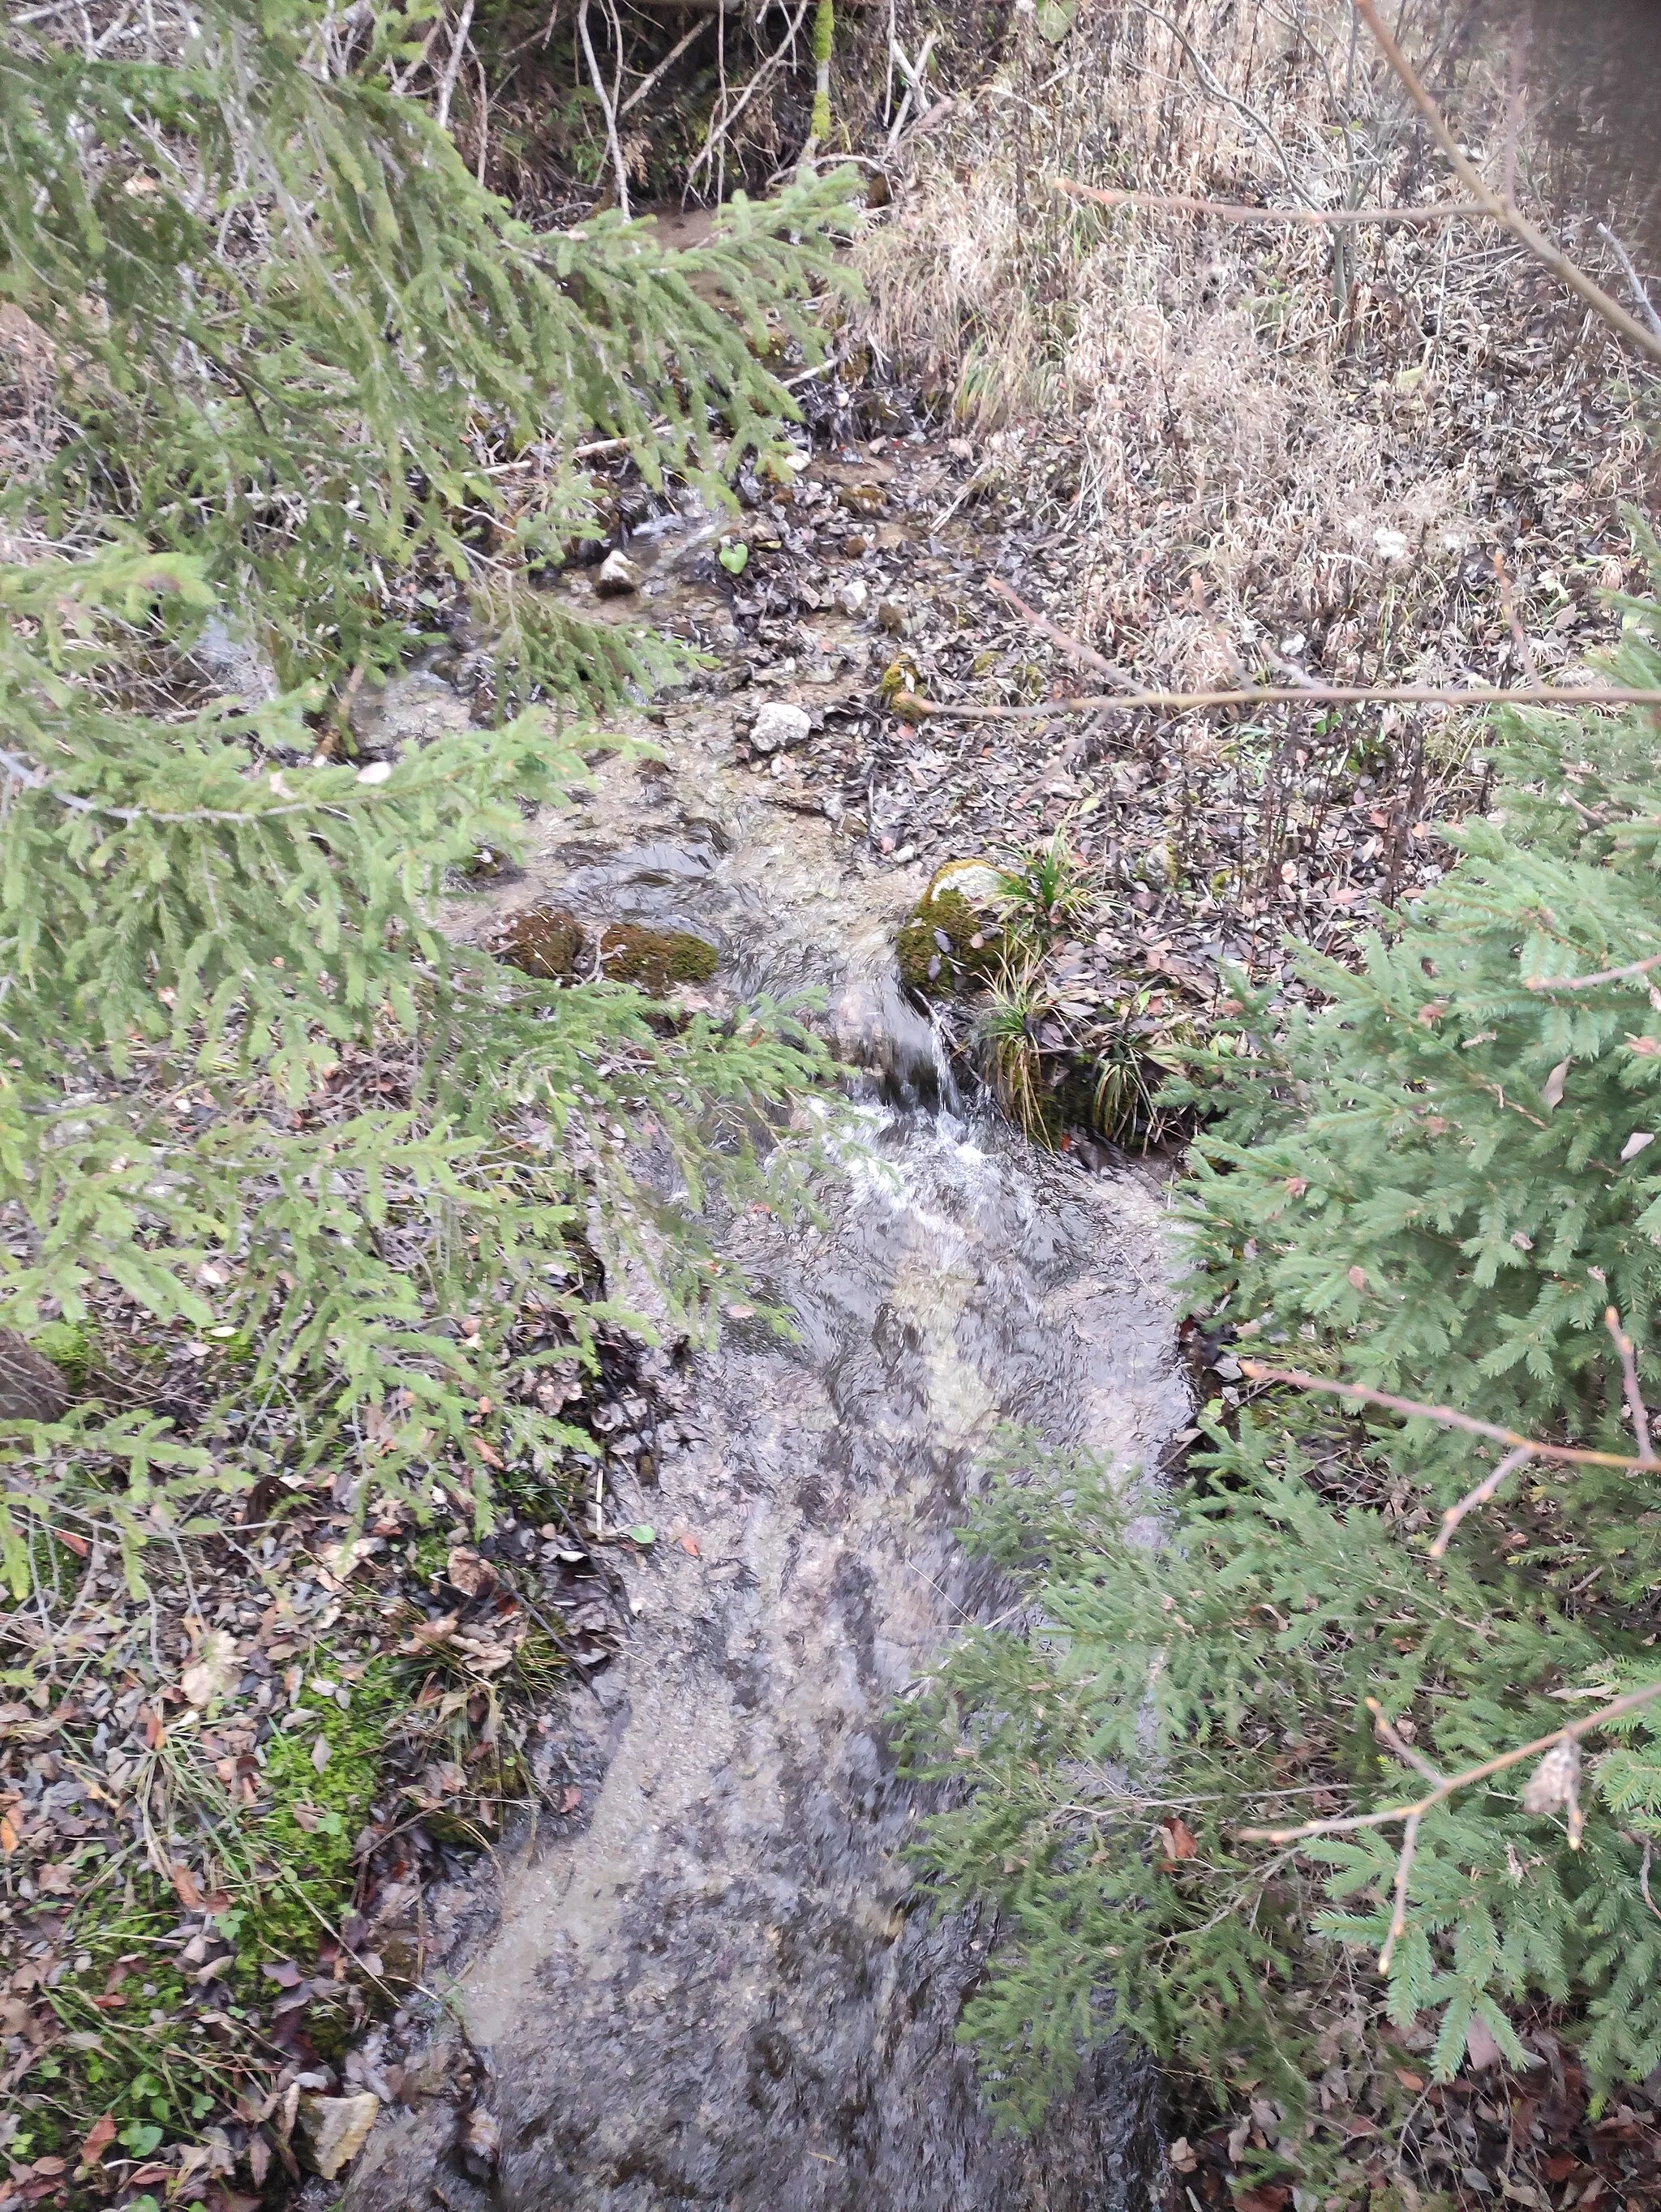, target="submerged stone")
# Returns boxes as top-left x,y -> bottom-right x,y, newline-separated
495,903 -> 718,997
